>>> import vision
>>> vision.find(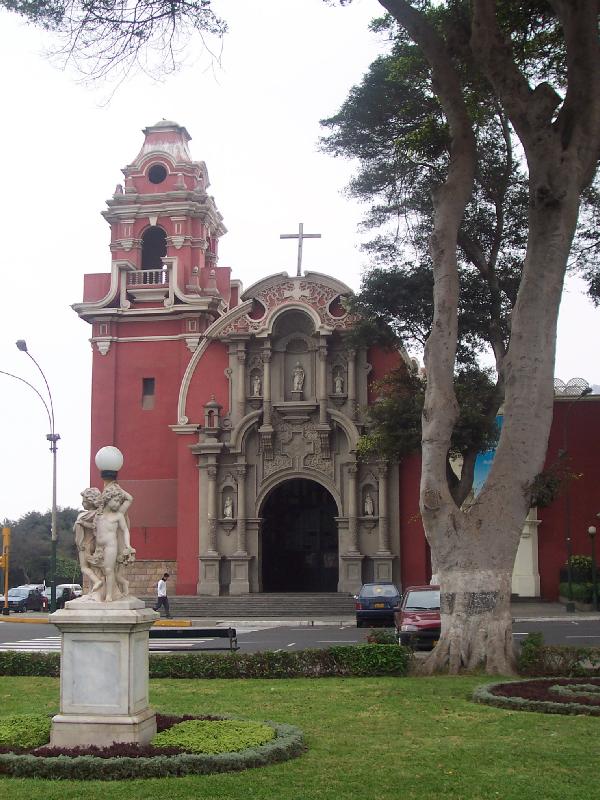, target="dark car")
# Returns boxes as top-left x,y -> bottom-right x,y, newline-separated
4,588 -> 47,613
394,585 -> 441,649
355,582 -> 401,627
